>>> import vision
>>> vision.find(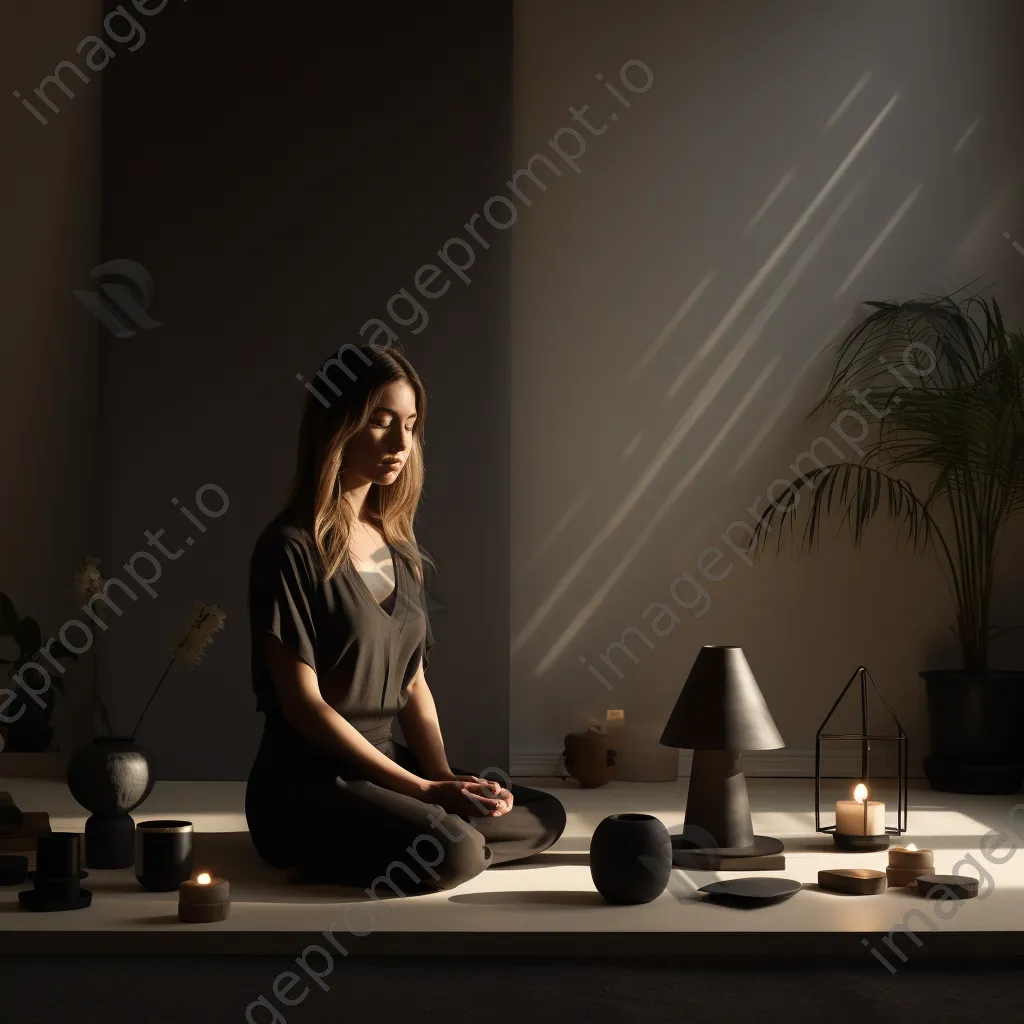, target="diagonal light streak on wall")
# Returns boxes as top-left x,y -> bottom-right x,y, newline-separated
633,271 -> 717,377
729,313 -> 851,475
517,490 -> 592,579
516,177 -> 866,664
533,358 -> 780,675
823,71 -> 872,131
745,168 -> 797,233
953,119 -> 979,154
621,432 -> 644,460
666,93 -> 901,399
833,185 -> 922,298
